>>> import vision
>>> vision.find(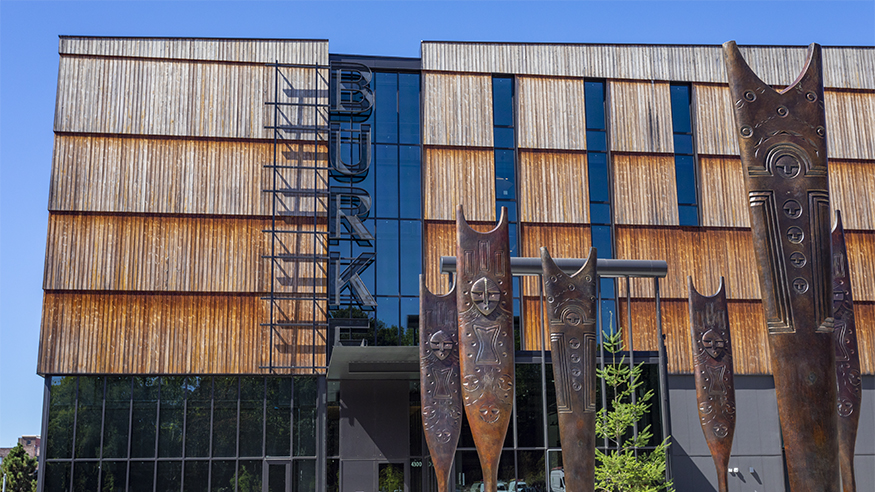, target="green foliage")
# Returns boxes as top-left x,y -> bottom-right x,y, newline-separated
0,443 -> 38,492
378,463 -> 404,492
595,331 -> 673,492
